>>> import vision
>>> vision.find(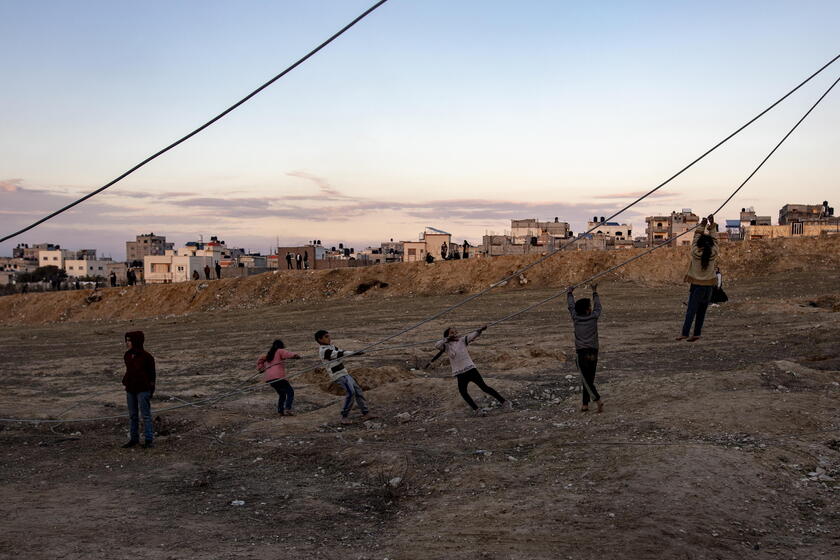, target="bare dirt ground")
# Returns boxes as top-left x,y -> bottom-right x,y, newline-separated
1,262 -> 839,559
